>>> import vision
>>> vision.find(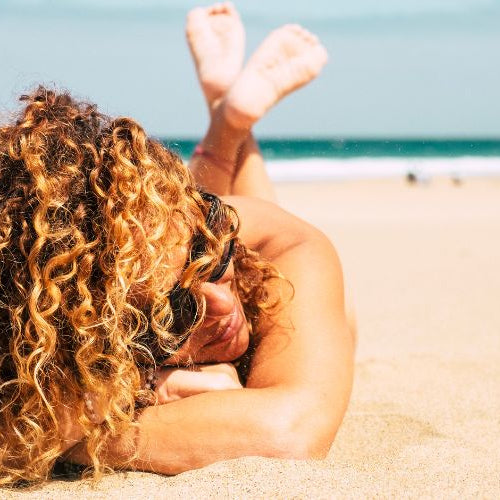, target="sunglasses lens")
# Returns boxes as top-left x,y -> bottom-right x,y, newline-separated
208,237 -> 235,283
166,192 -> 235,343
